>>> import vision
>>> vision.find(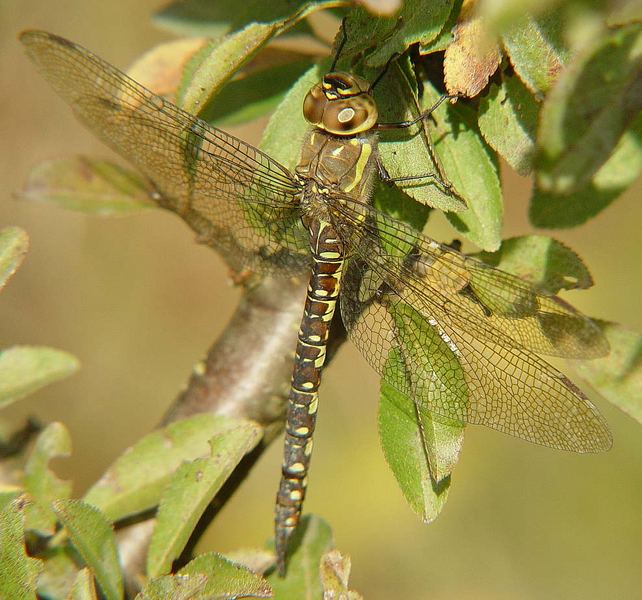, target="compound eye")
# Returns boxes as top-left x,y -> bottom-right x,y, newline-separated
302,84 -> 326,126
324,95 -> 378,135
